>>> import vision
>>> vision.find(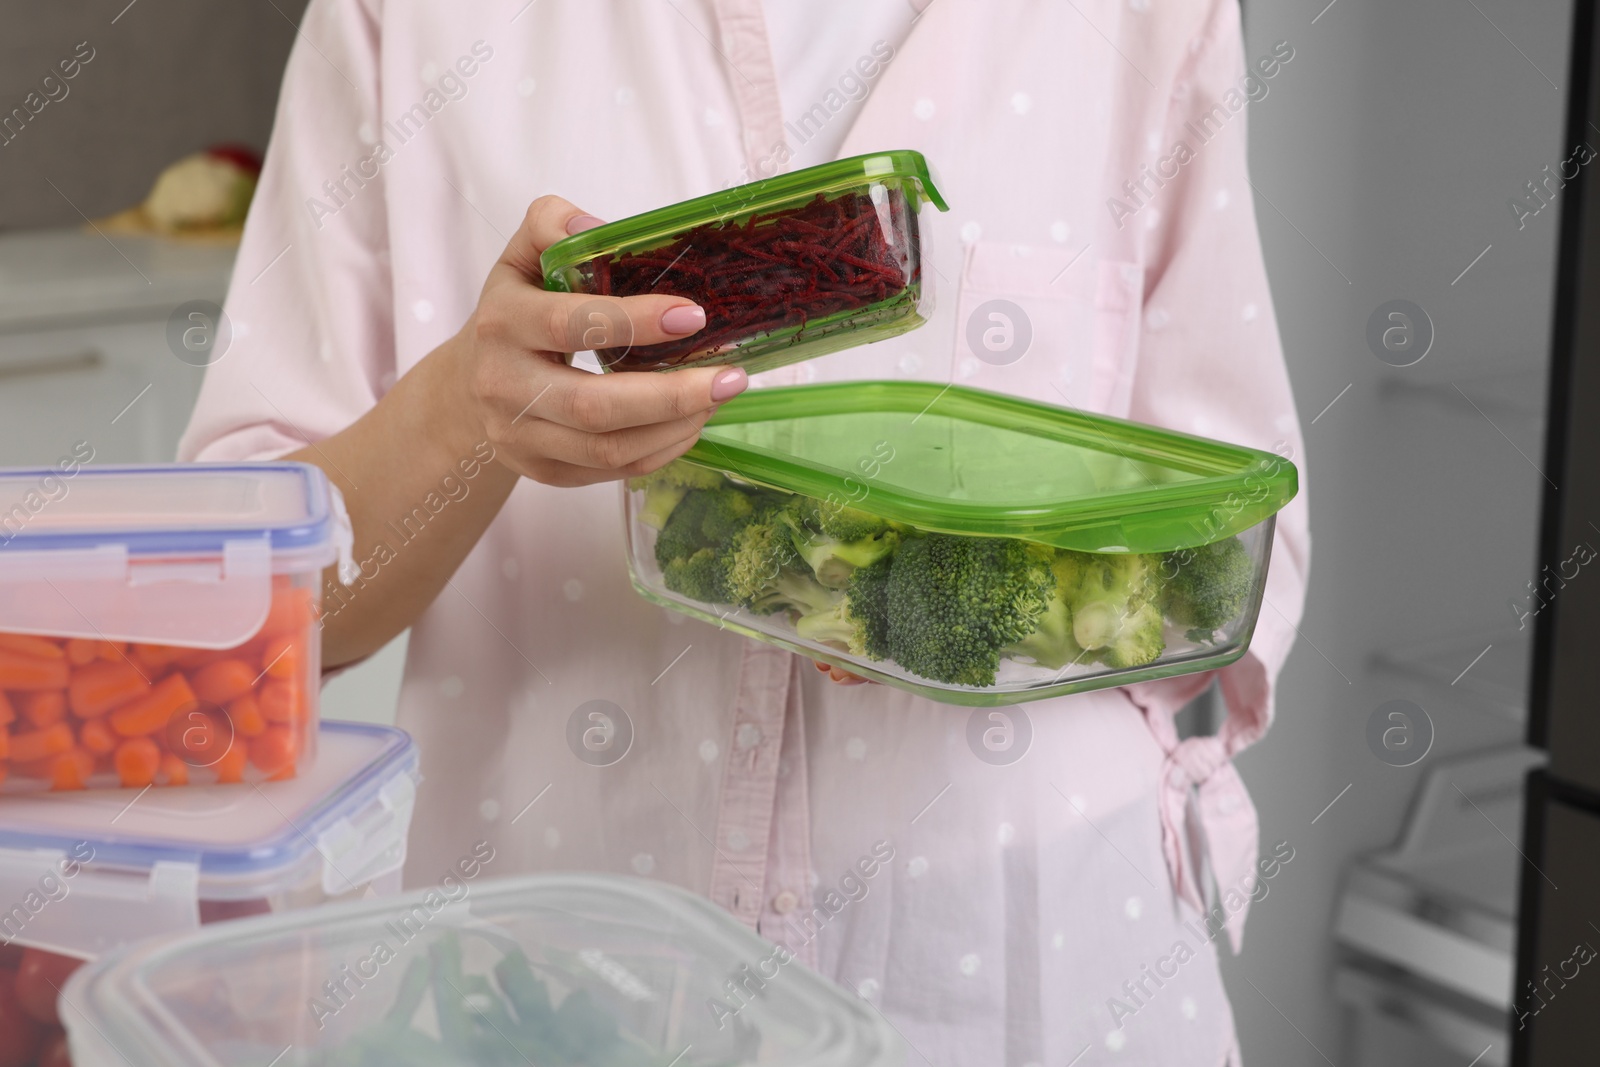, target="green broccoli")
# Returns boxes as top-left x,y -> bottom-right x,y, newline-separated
1162,536 -> 1254,637
885,534 -> 1057,687
653,487 -> 760,571
782,497 -> 900,588
1004,551 -> 1092,670
793,554 -> 894,657
720,516 -> 838,616
627,460 -> 725,529
662,547 -> 731,603
1098,601 -> 1167,668
1071,553 -> 1162,652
